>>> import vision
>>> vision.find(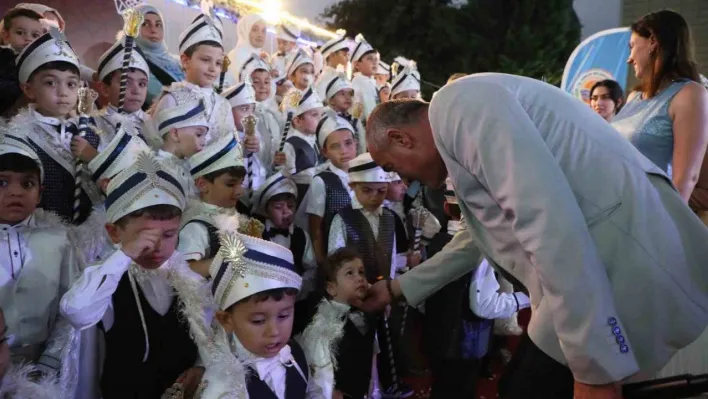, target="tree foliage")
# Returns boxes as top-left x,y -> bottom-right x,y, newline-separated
321,0 -> 581,96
